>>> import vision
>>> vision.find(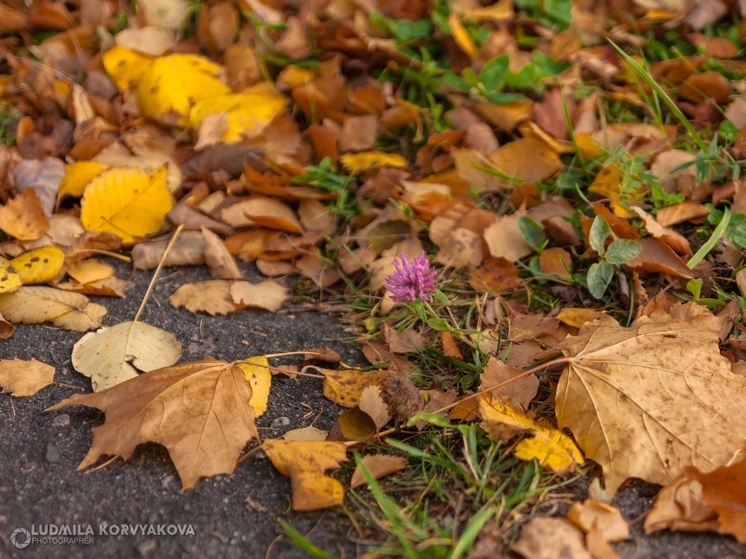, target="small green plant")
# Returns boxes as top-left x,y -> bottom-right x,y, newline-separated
518,216 -> 548,252
293,158 -> 361,219
586,216 -> 641,299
